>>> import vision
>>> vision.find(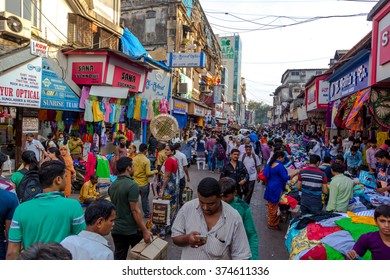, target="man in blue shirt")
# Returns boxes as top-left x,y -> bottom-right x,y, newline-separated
344,146 -> 362,177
